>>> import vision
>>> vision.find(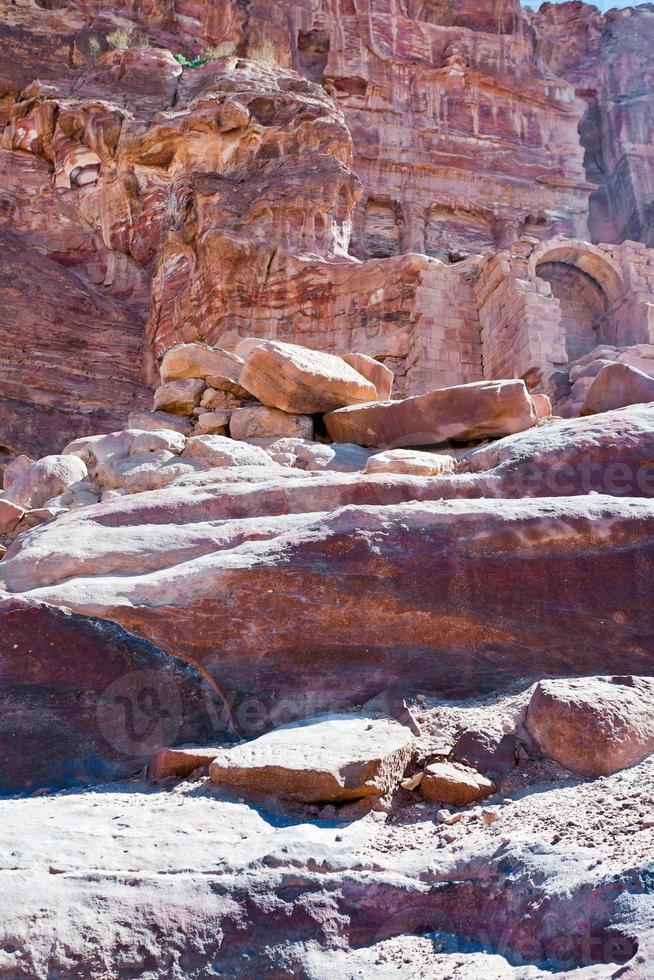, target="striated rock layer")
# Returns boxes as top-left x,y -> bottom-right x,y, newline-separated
2,488 -> 653,731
